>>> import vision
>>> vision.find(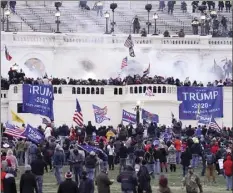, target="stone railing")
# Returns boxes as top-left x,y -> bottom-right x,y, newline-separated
9,84 -> 177,96
1,32 -> 232,47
